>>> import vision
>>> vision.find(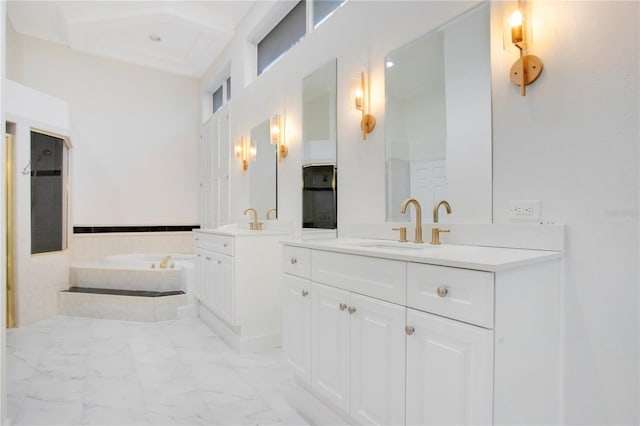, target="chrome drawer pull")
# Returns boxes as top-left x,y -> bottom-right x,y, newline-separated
348,306 -> 356,315
223,243 -> 228,247
405,326 -> 415,336
290,257 -> 297,265
339,303 -> 347,311
437,286 -> 448,297
205,256 -> 212,261
301,290 -> 309,297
